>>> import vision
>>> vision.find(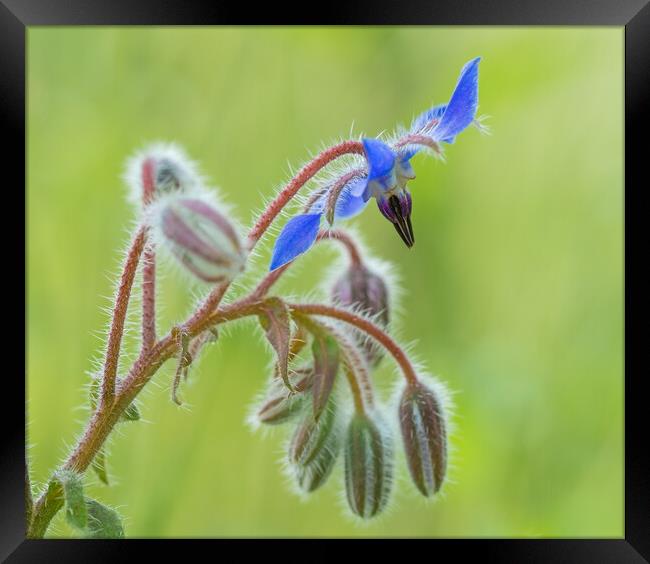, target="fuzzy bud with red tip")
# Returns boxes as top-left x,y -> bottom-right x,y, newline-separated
331,264 -> 390,367
398,378 -> 449,497
149,195 -> 246,283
